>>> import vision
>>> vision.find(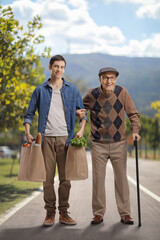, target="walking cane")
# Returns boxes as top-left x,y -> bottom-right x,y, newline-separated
134,136 -> 142,227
